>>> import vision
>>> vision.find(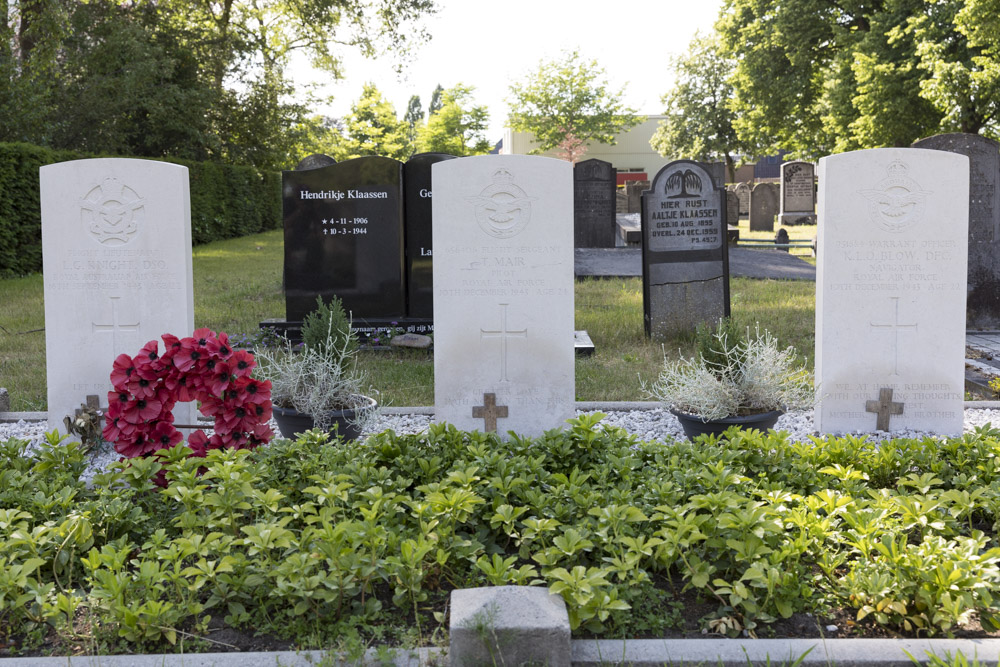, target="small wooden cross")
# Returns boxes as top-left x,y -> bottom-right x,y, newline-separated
865,387 -> 904,431
472,393 -> 508,433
